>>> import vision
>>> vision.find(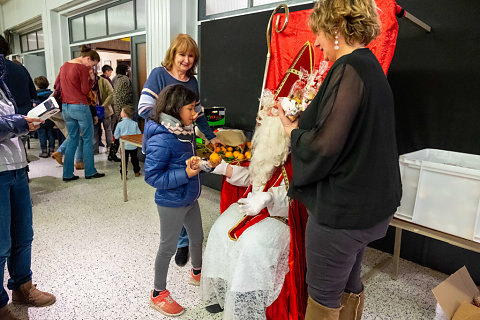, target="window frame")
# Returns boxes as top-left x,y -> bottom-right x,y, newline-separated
20,29 -> 44,53
68,0 -> 145,45
198,0 -> 314,21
